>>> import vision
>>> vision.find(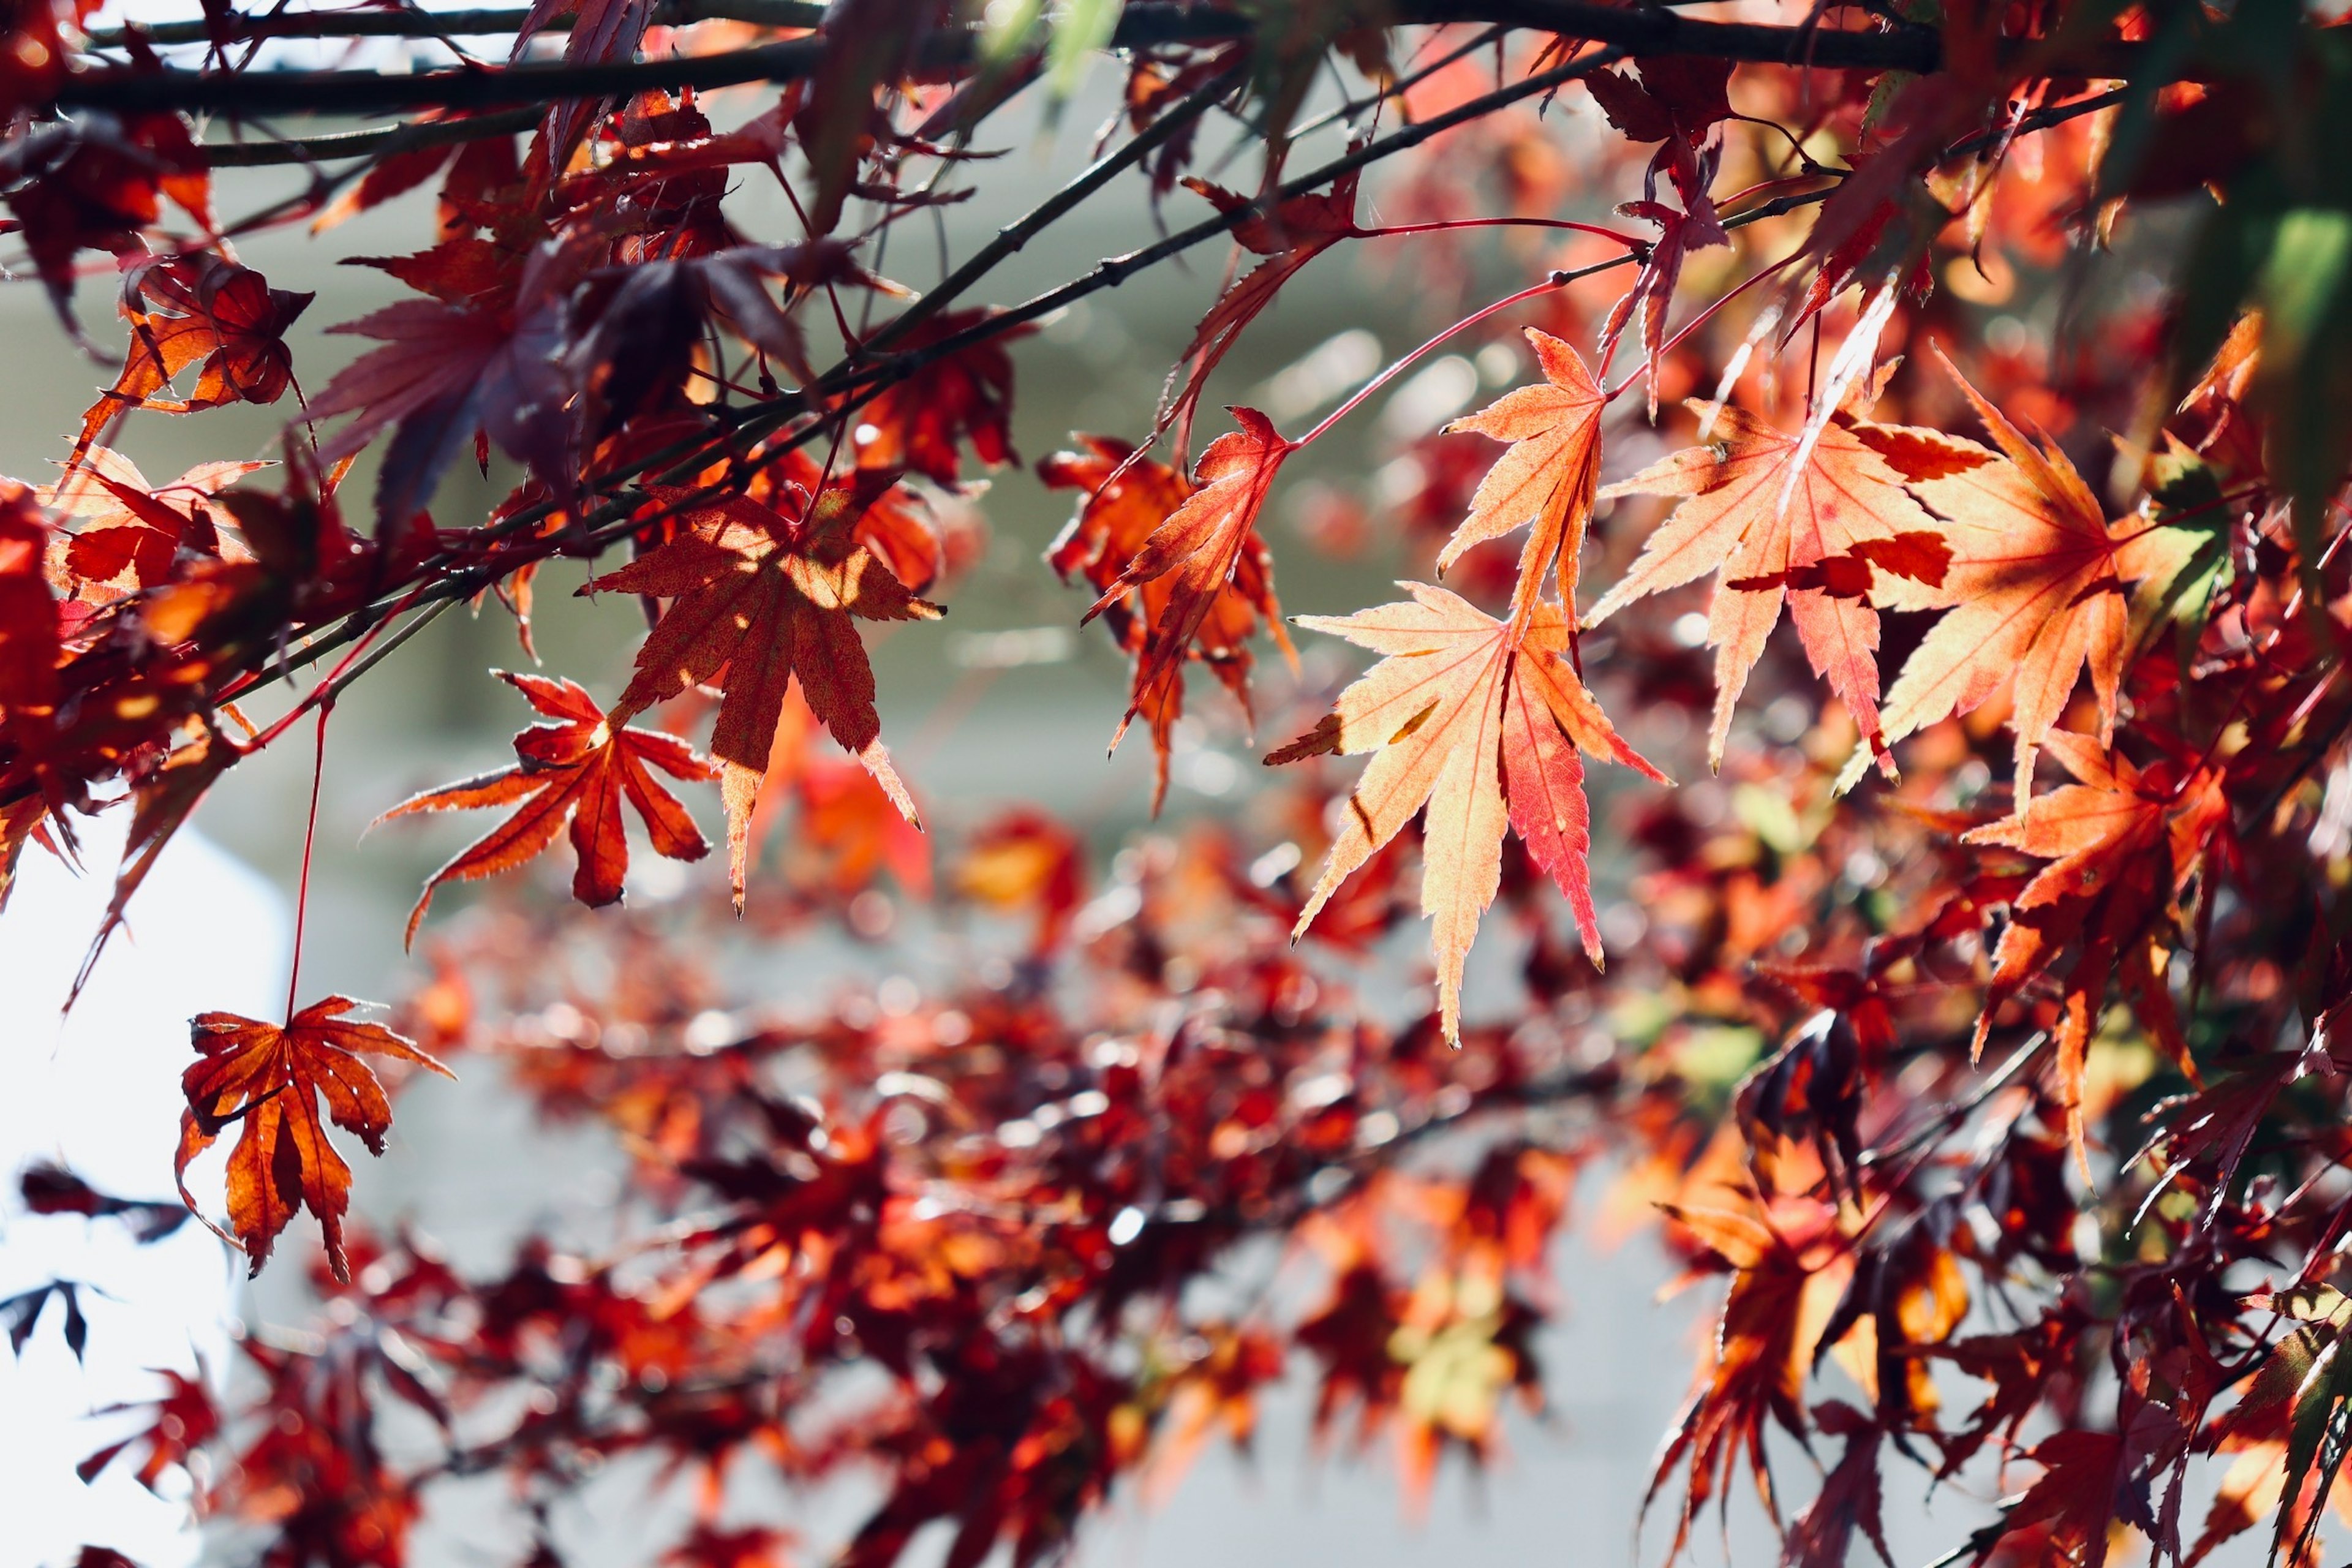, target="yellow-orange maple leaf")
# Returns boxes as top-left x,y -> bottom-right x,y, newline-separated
1274,584 -> 1662,1042
1439,328 -> 1607,619
1586,402 -> 1955,772
1843,349 -> 2191,795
